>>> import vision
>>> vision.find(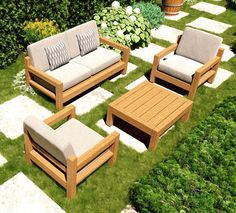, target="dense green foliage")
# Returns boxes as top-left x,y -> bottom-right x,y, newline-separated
133,2 -> 164,28
94,4 -> 151,49
227,0 -> 236,9
129,96 -> 236,212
